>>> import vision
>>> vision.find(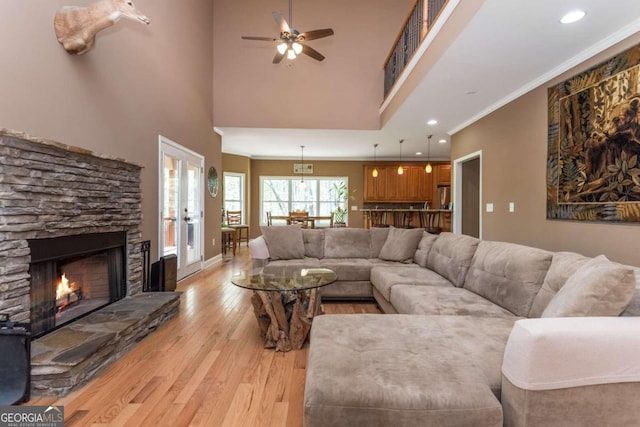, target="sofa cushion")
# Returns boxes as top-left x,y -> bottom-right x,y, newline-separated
369,227 -> 390,258
263,258 -> 321,274
370,265 -> 453,301
463,241 -> 553,317
260,225 -> 305,260
302,229 -> 324,259
426,232 -> 480,287
319,280 -> 374,299
319,258 -> 377,282
390,285 -> 517,318
528,252 -> 591,317
305,314 -> 513,427
378,226 -> 424,263
324,228 -> 371,258
542,255 -> 636,317
413,231 -> 439,267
